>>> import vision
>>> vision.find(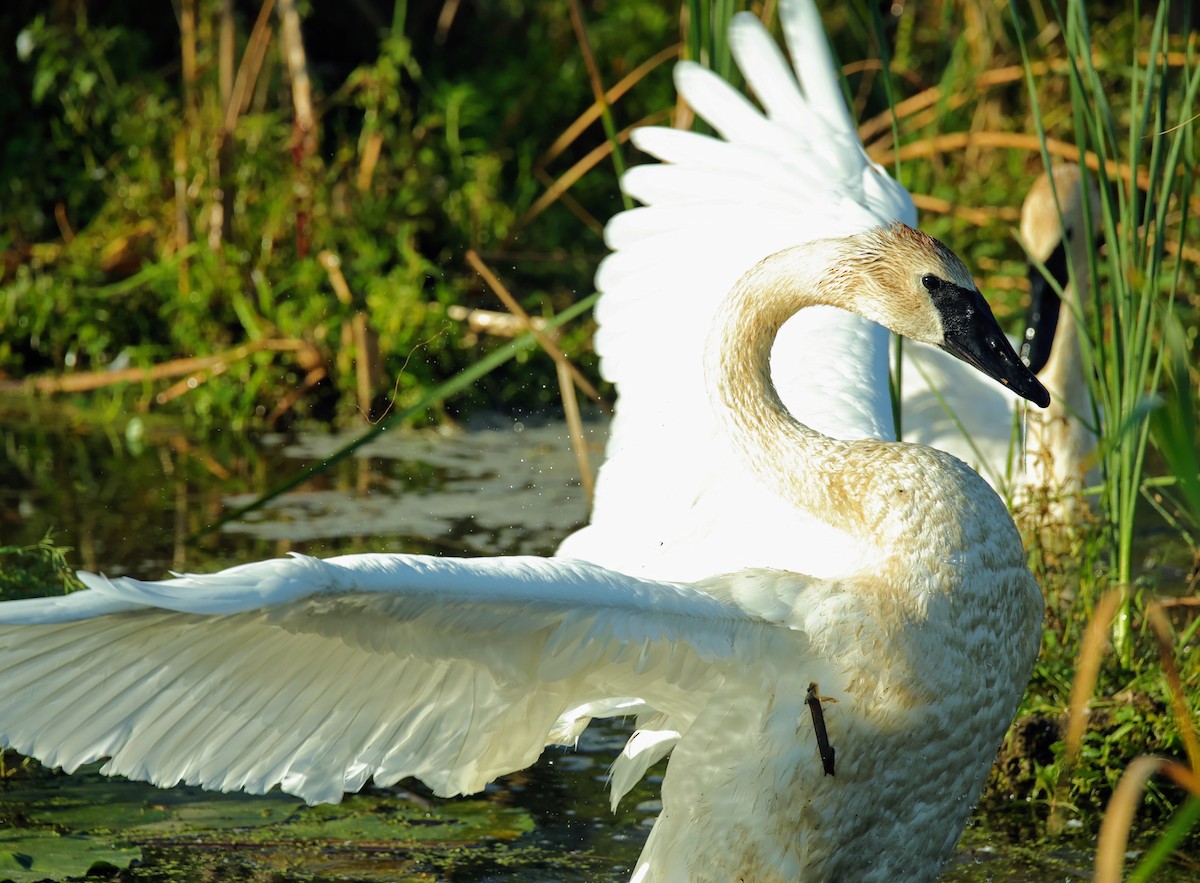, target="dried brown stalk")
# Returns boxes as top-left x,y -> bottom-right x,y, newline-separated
1047,588 -> 1123,835
539,44 -> 680,169
557,360 -> 594,506
26,339 -> 312,395
464,250 -> 604,406
511,109 -> 671,239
